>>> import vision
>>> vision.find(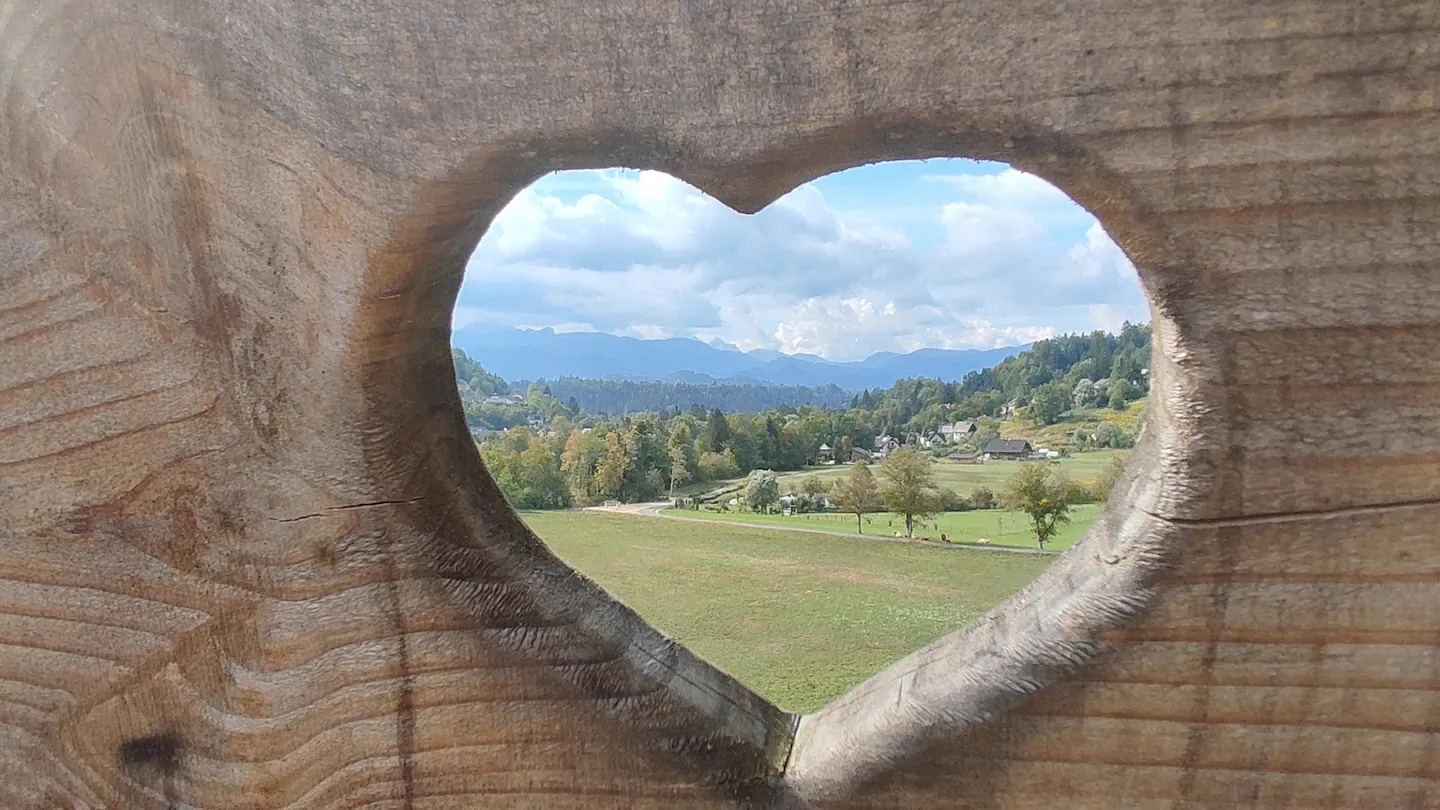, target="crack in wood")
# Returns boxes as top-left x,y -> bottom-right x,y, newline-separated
1138,495 -> 1440,529
266,497 -> 427,523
